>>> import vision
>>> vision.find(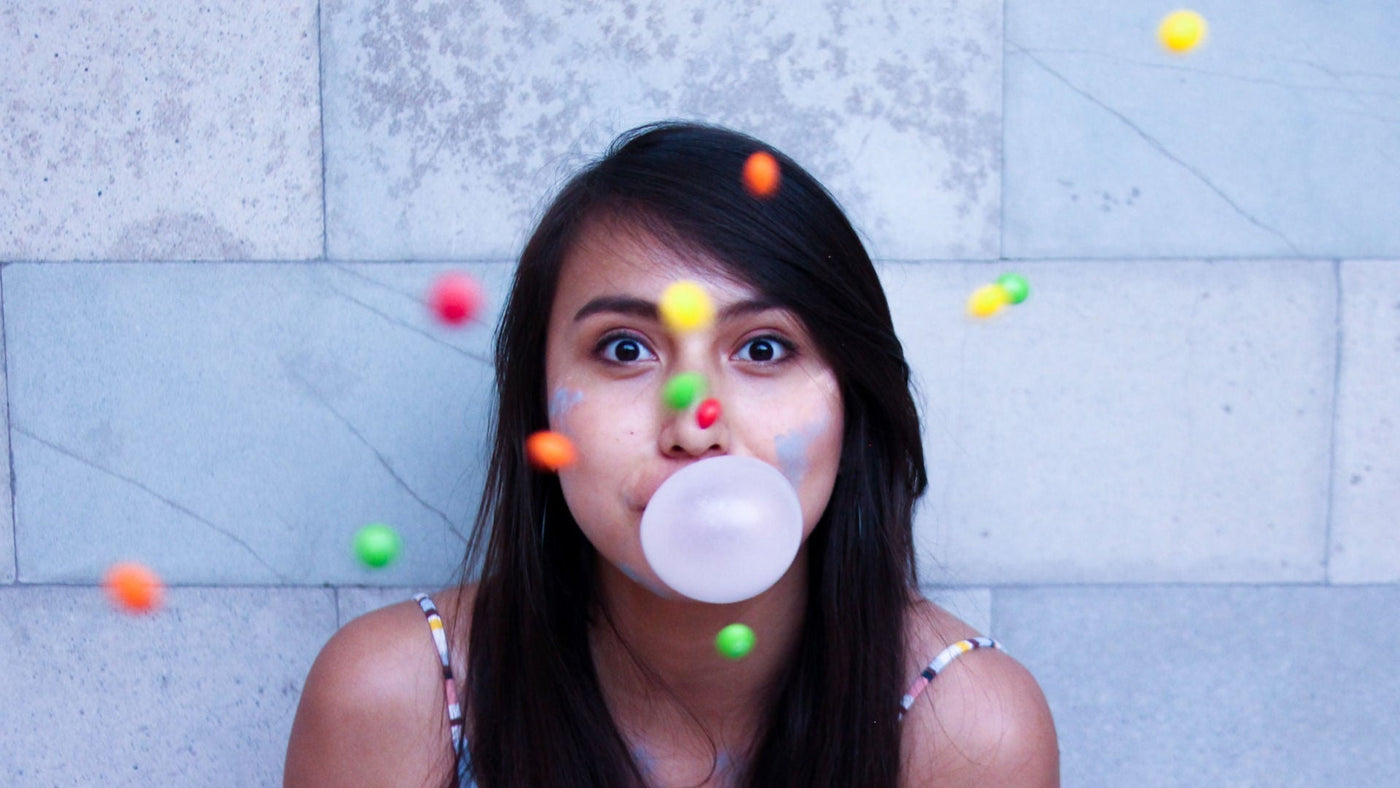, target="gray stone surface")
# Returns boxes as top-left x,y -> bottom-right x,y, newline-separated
0,1 -> 322,261
922,586 -> 992,637
0,585 -> 336,786
883,259 -> 1336,583
1003,1 -> 1400,259
997,585 -> 1400,786
1,276 -> 12,583
322,0 -> 1002,262
6,262 -> 508,585
1331,261 -> 1400,582
337,584 -> 426,627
